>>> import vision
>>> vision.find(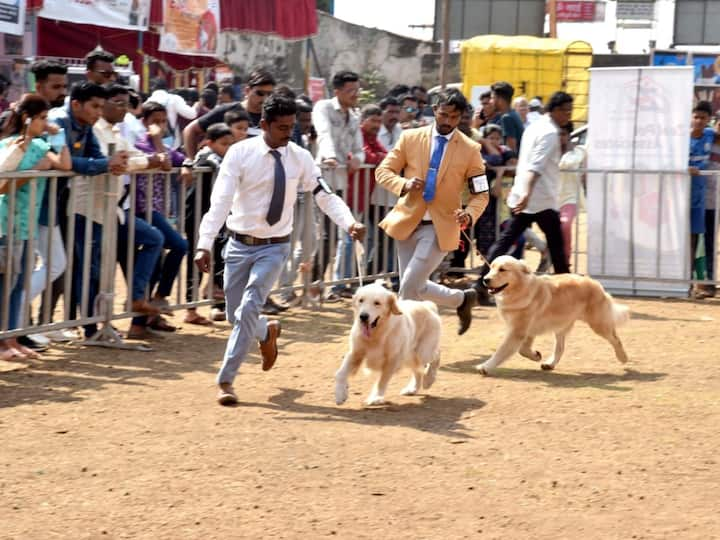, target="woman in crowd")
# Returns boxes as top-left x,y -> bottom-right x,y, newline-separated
0,94 -> 71,360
